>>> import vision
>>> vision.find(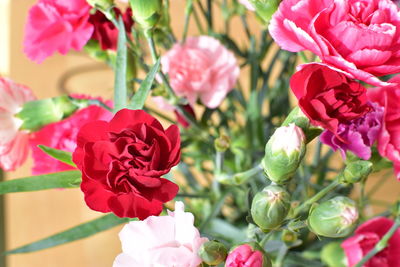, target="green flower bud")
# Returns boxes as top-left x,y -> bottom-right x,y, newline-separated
15,96 -> 89,132
214,135 -> 231,152
129,0 -> 162,30
281,230 -> 298,245
249,0 -> 279,23
321,242 -> 347,267
251,185 -> 291,230
198,240 -> 227,265
86,0 -> 113,10
262,124 -> 306,184
340,160 -> 373,184
308,196 -> 359,238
